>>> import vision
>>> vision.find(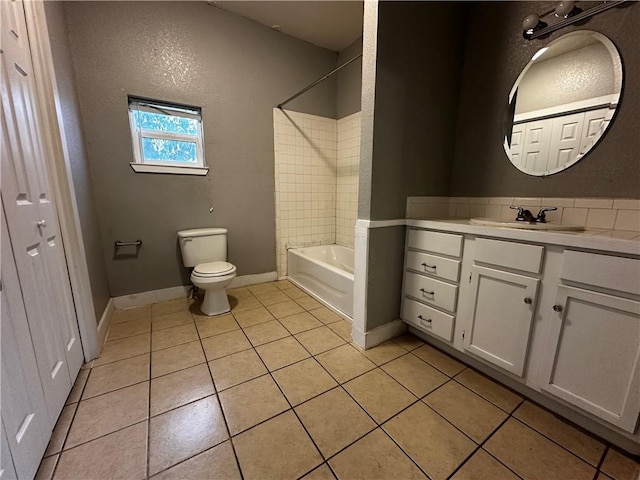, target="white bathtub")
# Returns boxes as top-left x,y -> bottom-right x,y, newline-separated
287,244 -> 354,318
